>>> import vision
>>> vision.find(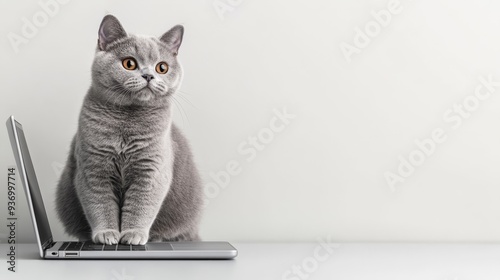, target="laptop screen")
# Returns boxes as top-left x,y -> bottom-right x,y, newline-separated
10,120 -> 53,248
